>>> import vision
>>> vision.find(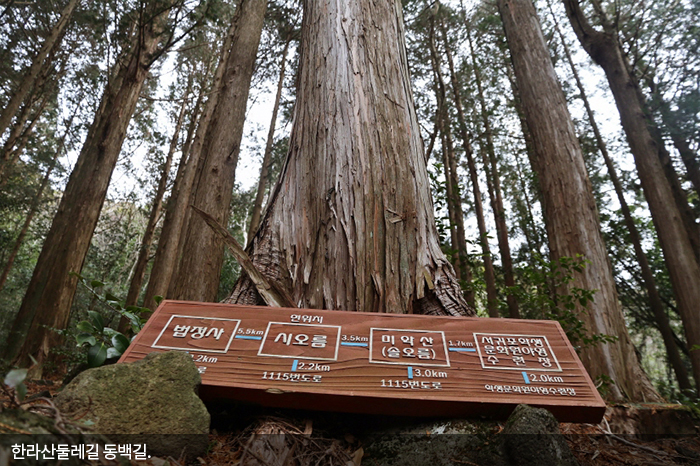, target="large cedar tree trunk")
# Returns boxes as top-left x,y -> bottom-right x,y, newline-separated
563,0 -> 700,392
2,4 -> 171,367
498,0 -> 659,401
169,0 -> 267,303
226,0 -> 472,318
